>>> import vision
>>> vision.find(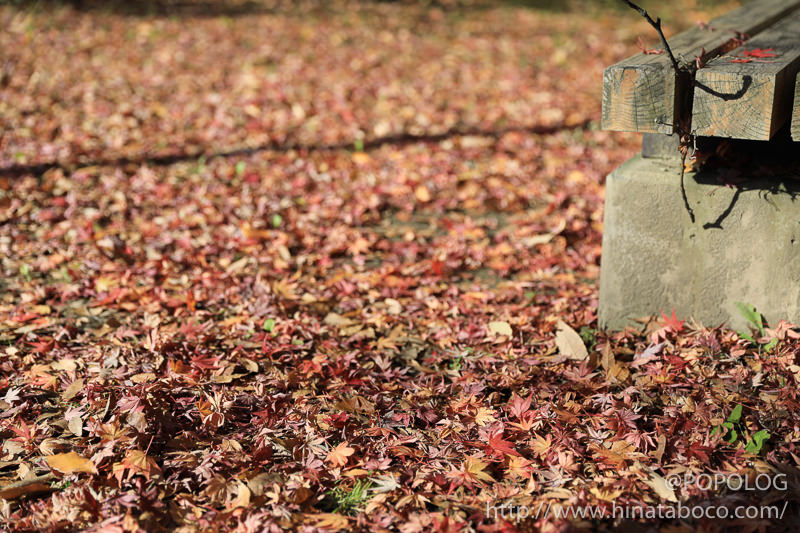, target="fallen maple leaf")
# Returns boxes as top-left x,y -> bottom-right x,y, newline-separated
742,47 -> 776,58
473,406 -> 497,427
487,431 -> 521,457
730,47 -> 778,63
112,449 -> 160,483
531,434 -> 553,458
352,152 -> 371,165
326,442 -> 355,467
507,393 -> 533,420
0,473 -> 56,500
659,308 -> 685,333
464,456 -> 494,483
